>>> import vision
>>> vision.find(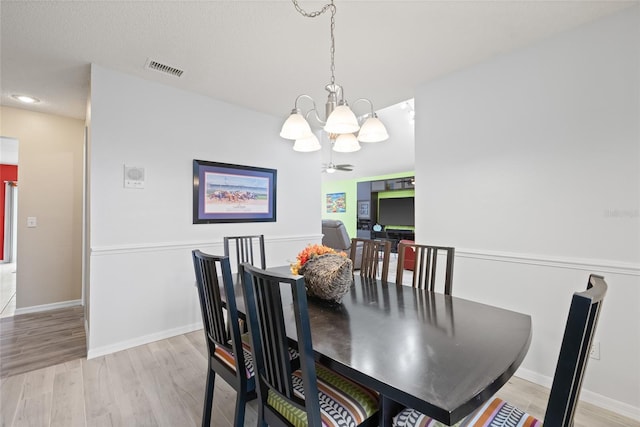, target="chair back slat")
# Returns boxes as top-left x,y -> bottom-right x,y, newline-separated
224,235 -> 266,270
242,266 -> 294,398
351,238 -> 391,282
397,242 -> 455,295
192,250 -> 245,372
241,264 -> 323,427
543,274 -> 607,427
